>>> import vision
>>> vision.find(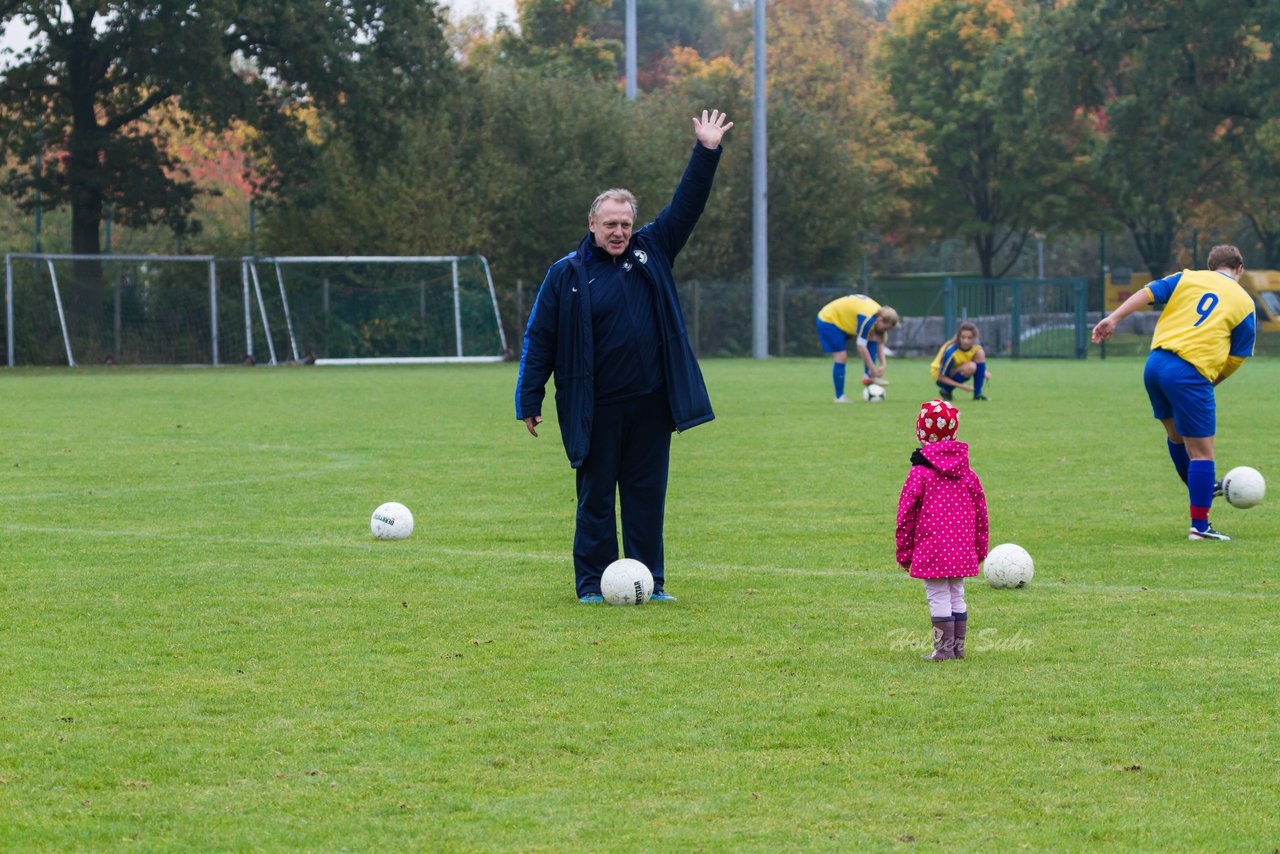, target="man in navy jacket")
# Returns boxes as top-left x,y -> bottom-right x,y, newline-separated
515,108 -> 733,602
